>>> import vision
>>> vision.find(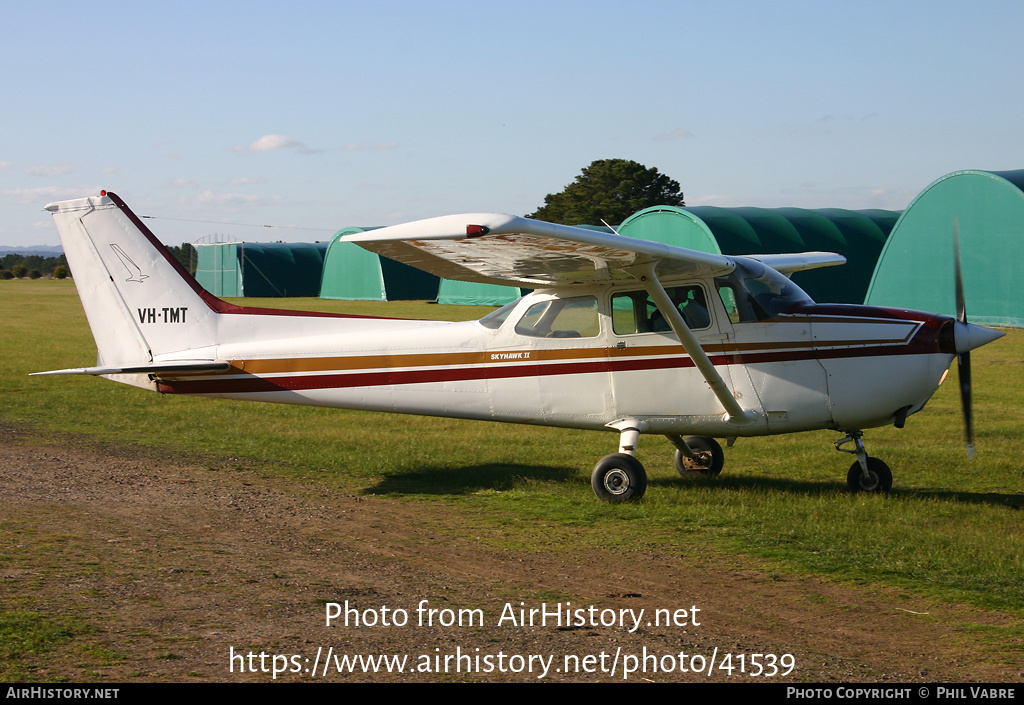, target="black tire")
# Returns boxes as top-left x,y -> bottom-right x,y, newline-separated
674,436 -> 725,477
592,453 -> 647,503
846,457 -> 892,493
